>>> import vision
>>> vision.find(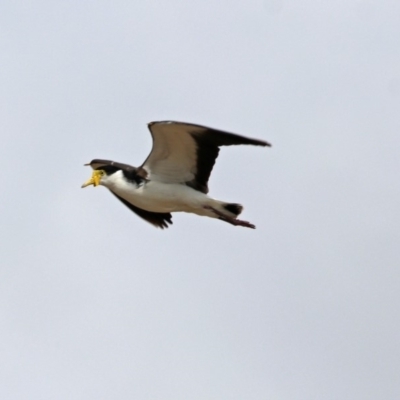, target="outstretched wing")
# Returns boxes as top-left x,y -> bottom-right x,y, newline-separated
139,121 -> 271,193
111,192 -> 173,229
